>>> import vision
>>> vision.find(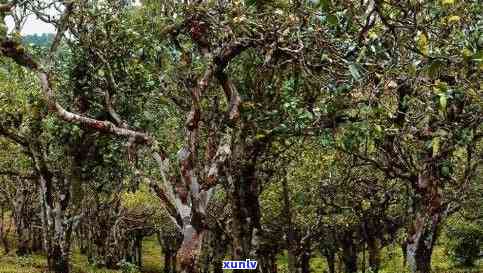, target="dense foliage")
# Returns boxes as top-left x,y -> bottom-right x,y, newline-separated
0,1 -> 481,273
